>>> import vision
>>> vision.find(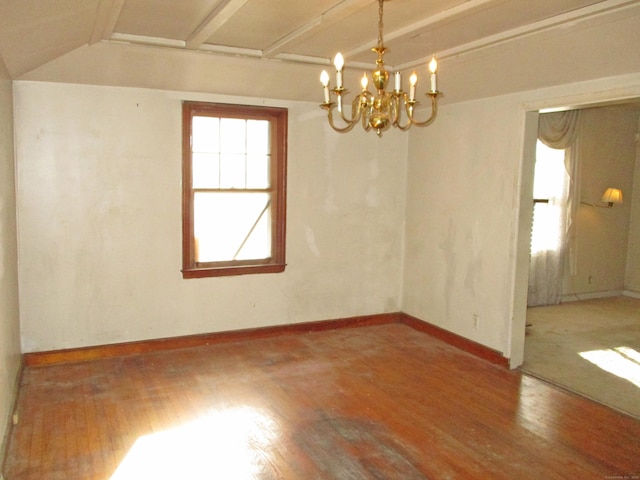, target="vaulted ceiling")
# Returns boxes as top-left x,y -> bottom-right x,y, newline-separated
1,0 -> 639,103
